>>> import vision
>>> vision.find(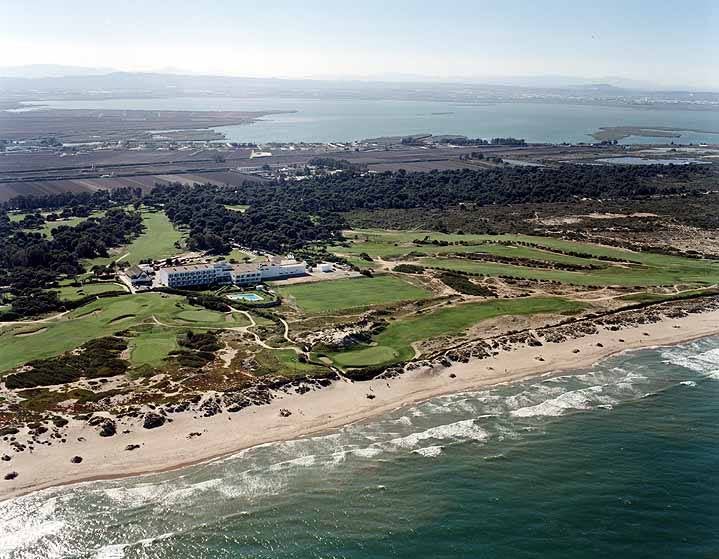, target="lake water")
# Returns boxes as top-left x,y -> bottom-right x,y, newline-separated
24,97 -> 719,145
3,336 -> 719,558
596,156 -> 710,165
